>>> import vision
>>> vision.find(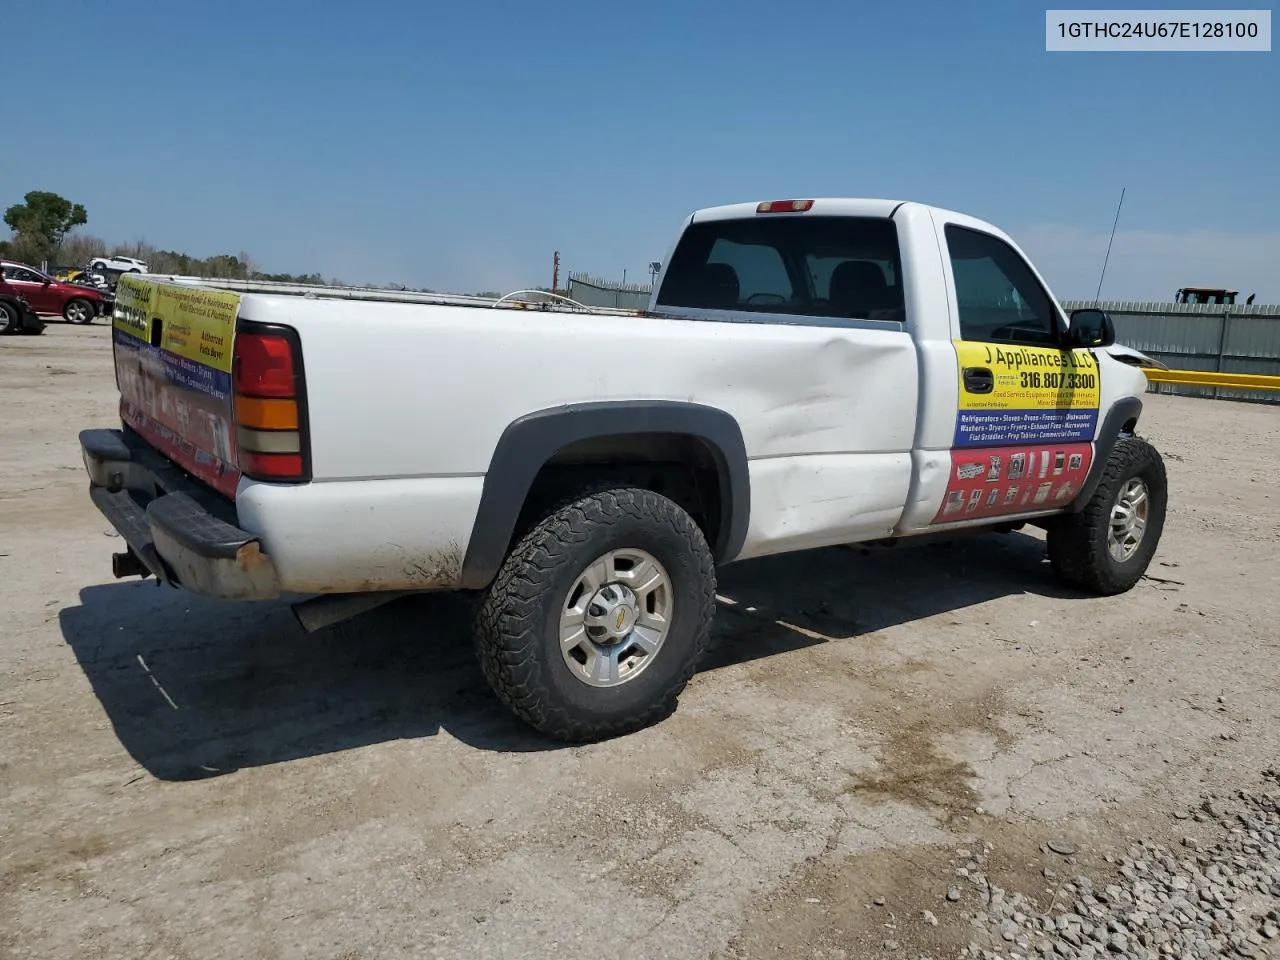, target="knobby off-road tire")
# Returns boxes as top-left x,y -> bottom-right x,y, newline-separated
473,487 -> 717,742
1047,435 -> 1168,595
